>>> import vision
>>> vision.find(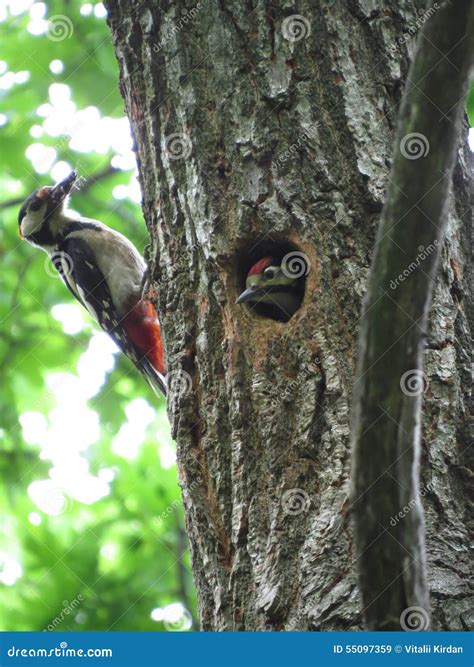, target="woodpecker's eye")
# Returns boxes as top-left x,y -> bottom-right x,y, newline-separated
29,198 -> 43,212
263,267 -> 278,280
